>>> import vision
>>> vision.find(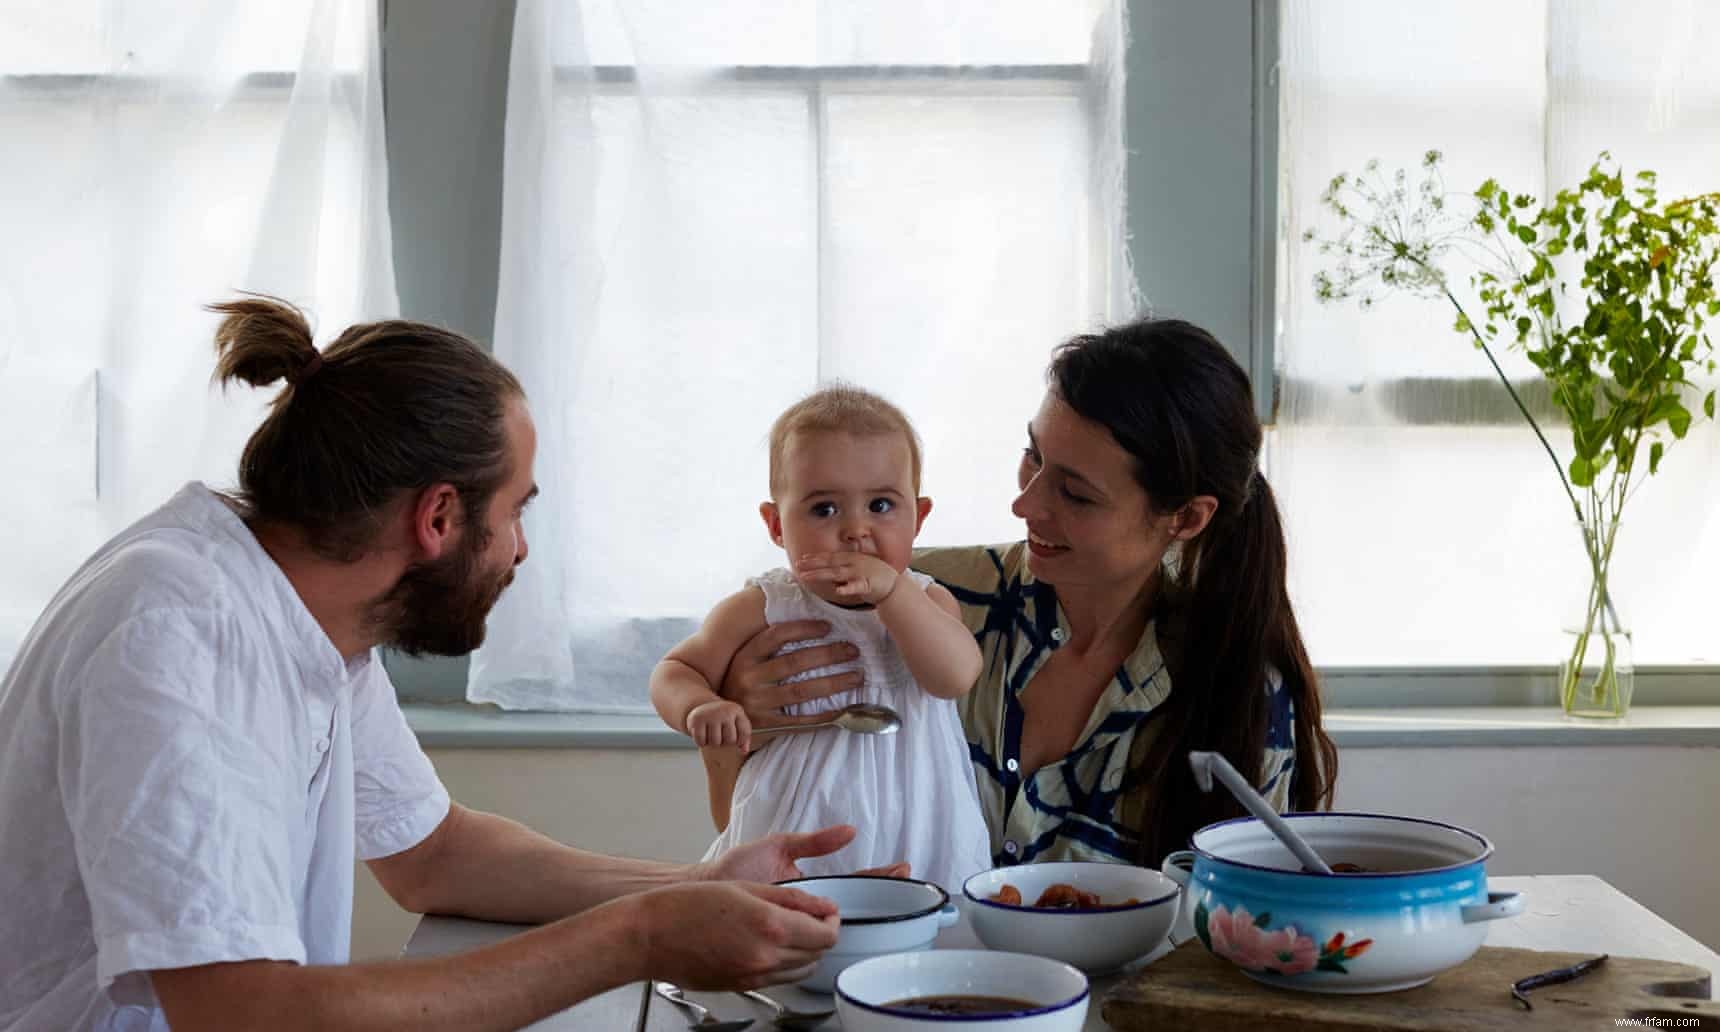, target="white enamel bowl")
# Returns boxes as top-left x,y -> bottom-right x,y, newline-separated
836,949 -> 1090,1031
962,861 -> 1182,972
780,875 -> 960,993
